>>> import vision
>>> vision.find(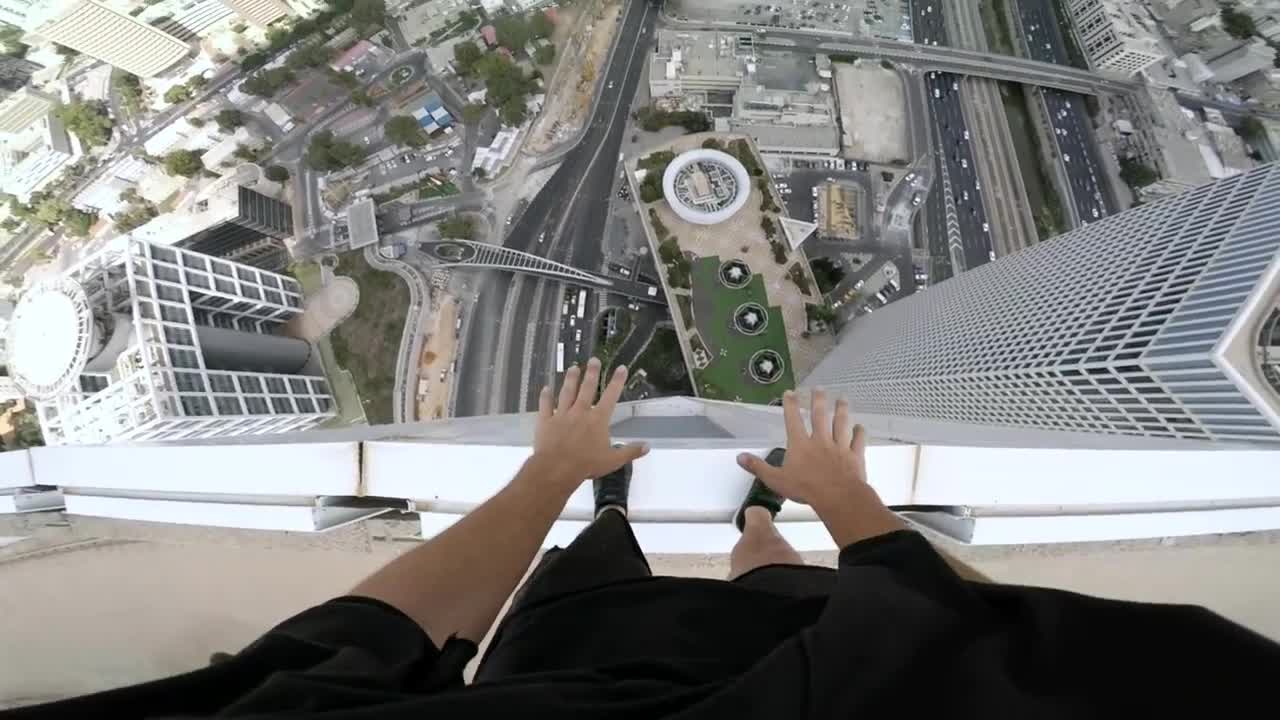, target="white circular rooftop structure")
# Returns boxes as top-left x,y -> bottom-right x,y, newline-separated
7,279 -> 98,400
662,148 -> 751,225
